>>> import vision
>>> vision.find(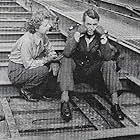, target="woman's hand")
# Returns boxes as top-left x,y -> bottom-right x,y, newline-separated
42,52 -> 57,64
48,51 -> 58,62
